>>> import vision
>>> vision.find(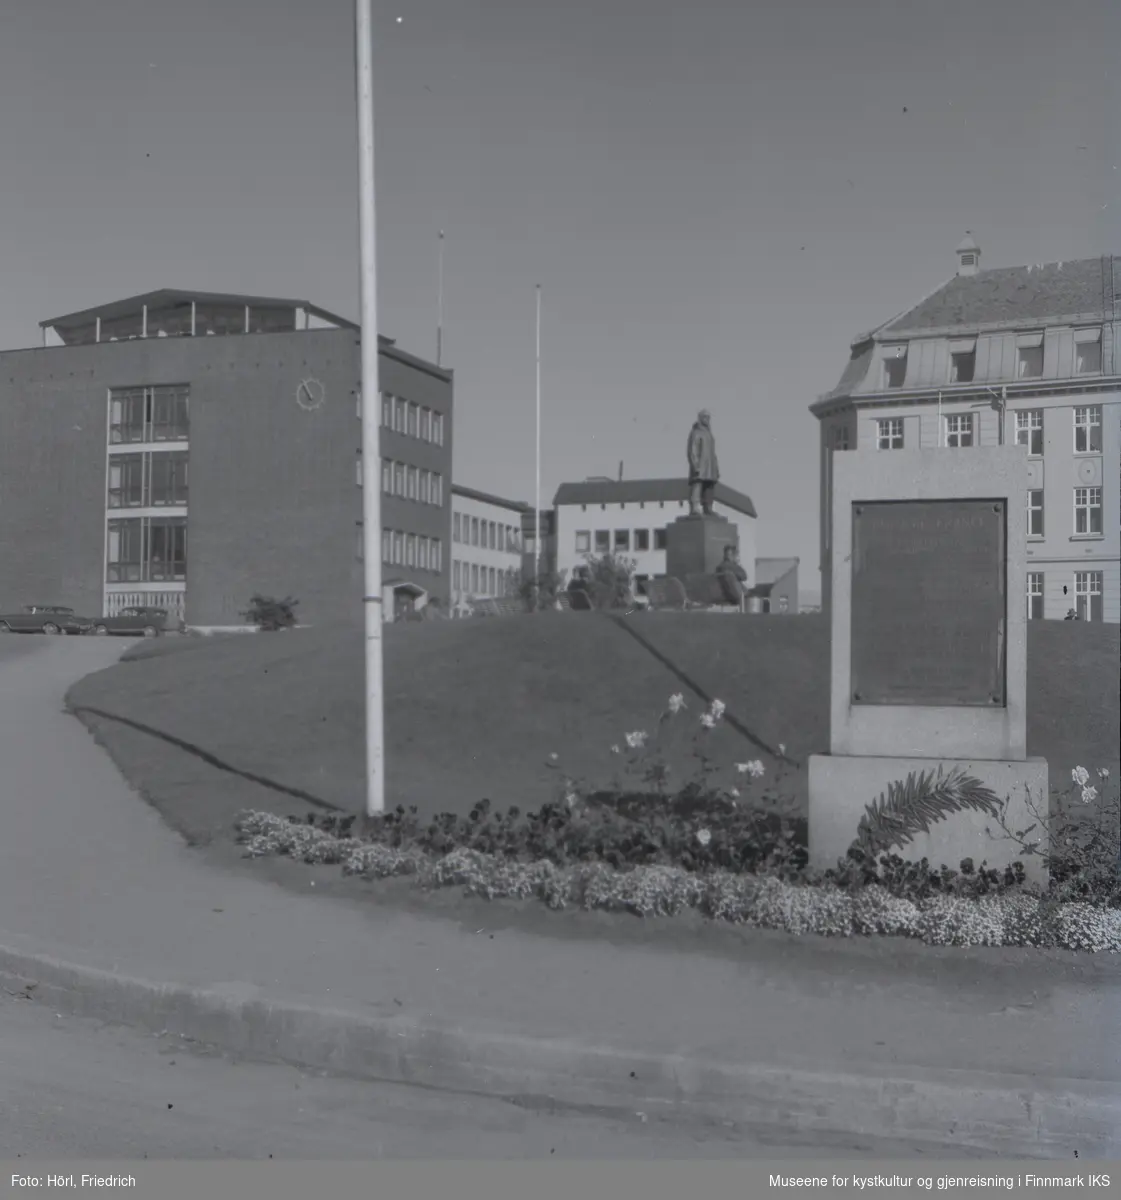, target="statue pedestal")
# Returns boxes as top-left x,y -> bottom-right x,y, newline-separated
665,514 -> 738,580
